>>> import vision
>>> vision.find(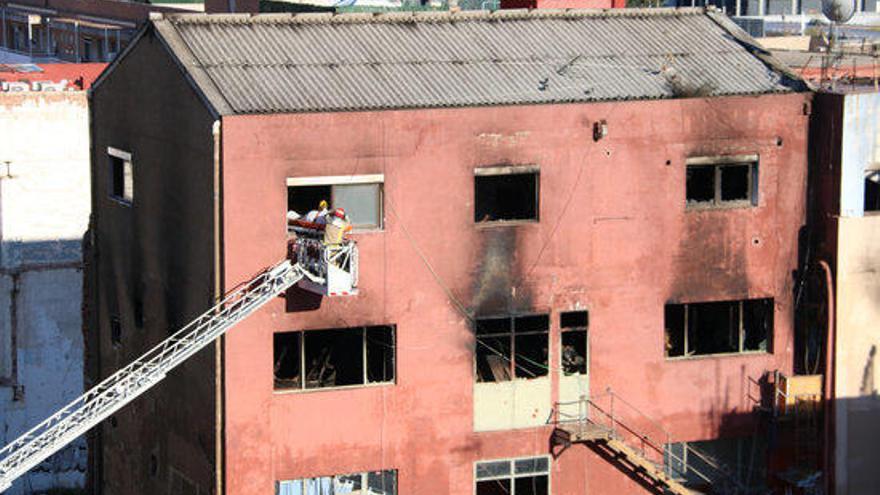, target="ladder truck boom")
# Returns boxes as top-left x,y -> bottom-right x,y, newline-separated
0,258 -> 307,492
